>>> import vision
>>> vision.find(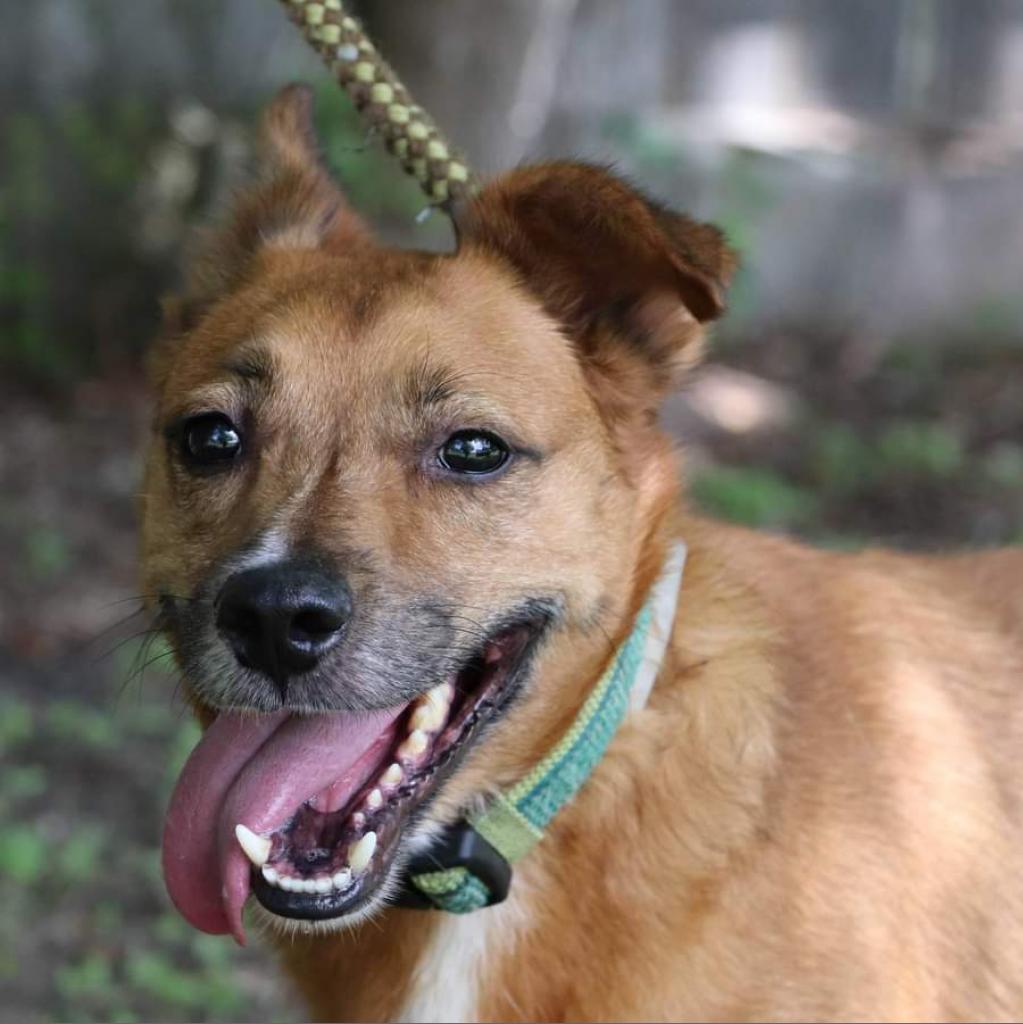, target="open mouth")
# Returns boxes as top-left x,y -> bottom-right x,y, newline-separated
249,621 -> 539,921
162,612 -> 548,941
